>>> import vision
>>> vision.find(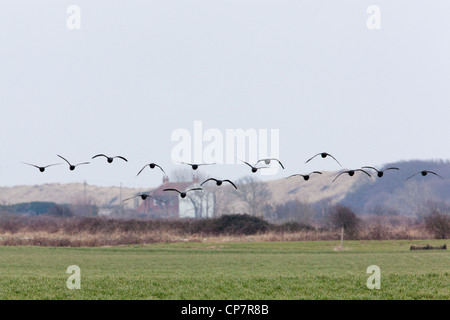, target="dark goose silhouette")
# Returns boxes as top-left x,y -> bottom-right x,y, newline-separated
57,154 -> 90,171
200,178 -> 237,189
255,158 -> 285,169
136,163 -> 166,177
122,193 -> 154,202
306,152 -> 342,167
240,160 -> 269,173
92,154 -> 128,163
332,169 -> 371,182
22,162 -> 62,172
362,166 -> 399,177
123,193 -> 166,203
285,171 -> 322,181
163,187 -> 203,198
175,161 -> 215,170
405,170 -> 444,181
